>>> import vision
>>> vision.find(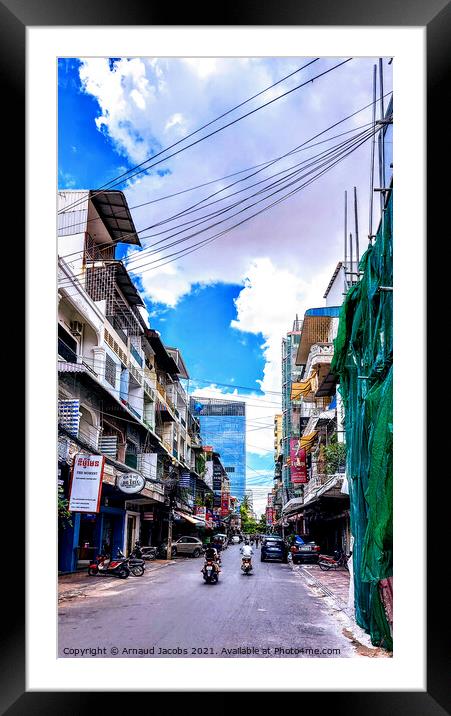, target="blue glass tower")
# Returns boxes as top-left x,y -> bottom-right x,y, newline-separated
190,398 -> 246,503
